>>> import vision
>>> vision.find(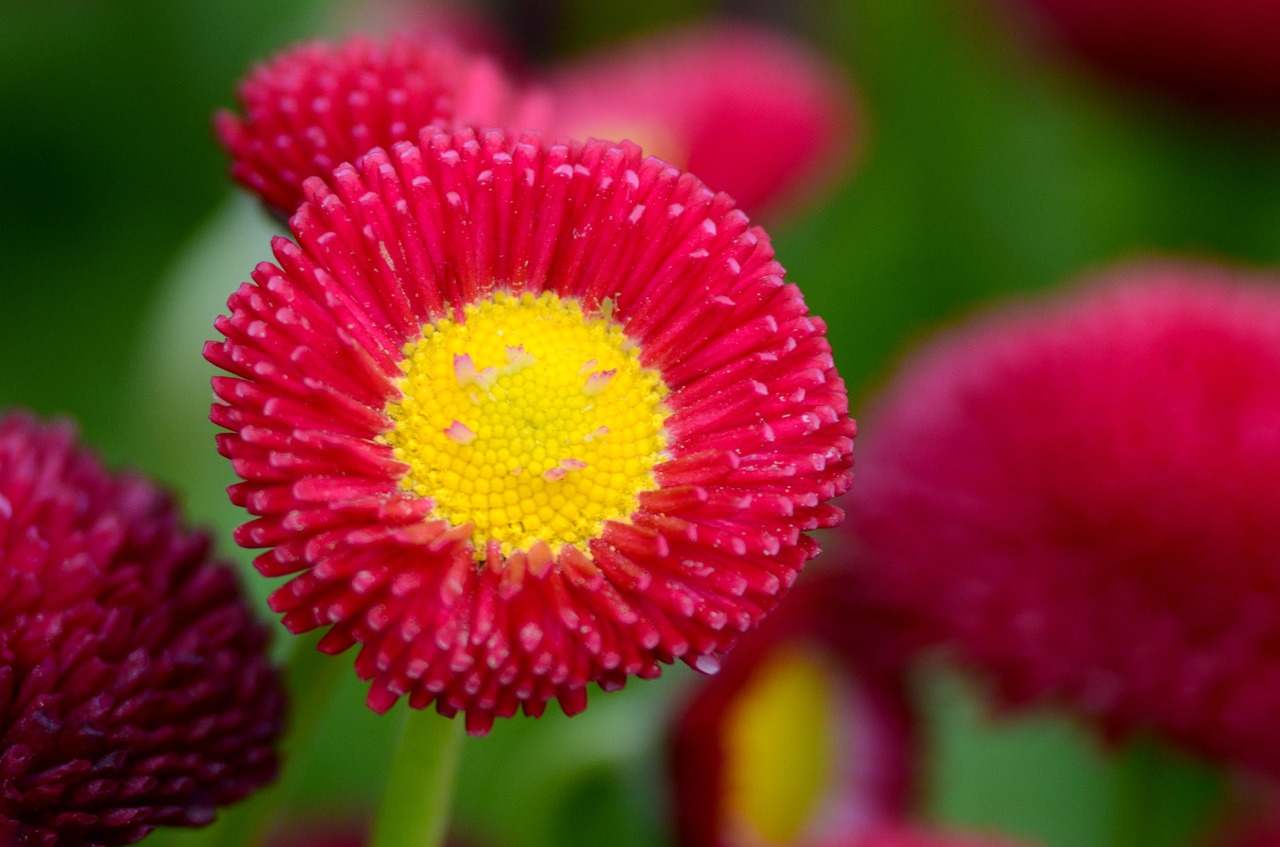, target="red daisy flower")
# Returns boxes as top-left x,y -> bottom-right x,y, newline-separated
215,34 -> 547,217
545,23 -> 858,219
206,127 -> 854,735
0,412 -> 285,847
1011,0 -> 1280,112
670,567 -> 917,847
849,262 -> 1280,774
